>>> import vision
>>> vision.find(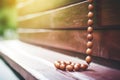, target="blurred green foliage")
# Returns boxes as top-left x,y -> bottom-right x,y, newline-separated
0,0 -> 17,39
